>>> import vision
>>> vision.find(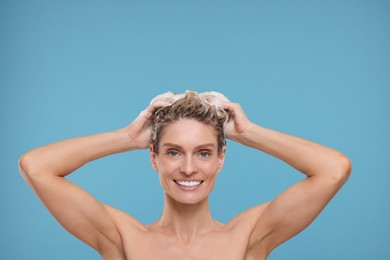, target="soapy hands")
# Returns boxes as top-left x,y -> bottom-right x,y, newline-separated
190,90 -> 252,141
222,101 -> 252,142
124,90 -> 252,149
124,93 -> 172,149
